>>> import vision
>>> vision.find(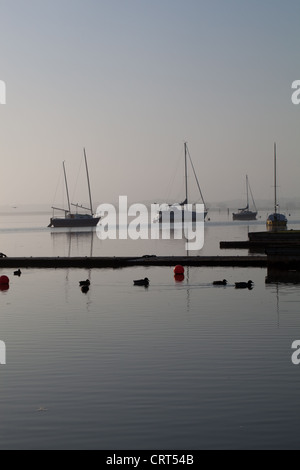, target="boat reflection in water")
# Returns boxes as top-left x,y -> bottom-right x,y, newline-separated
50,227 -> 96,258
